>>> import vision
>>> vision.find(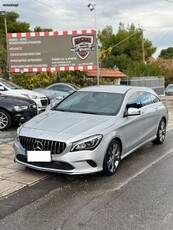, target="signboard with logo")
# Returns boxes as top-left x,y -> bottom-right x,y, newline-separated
7,30 -> 97,73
